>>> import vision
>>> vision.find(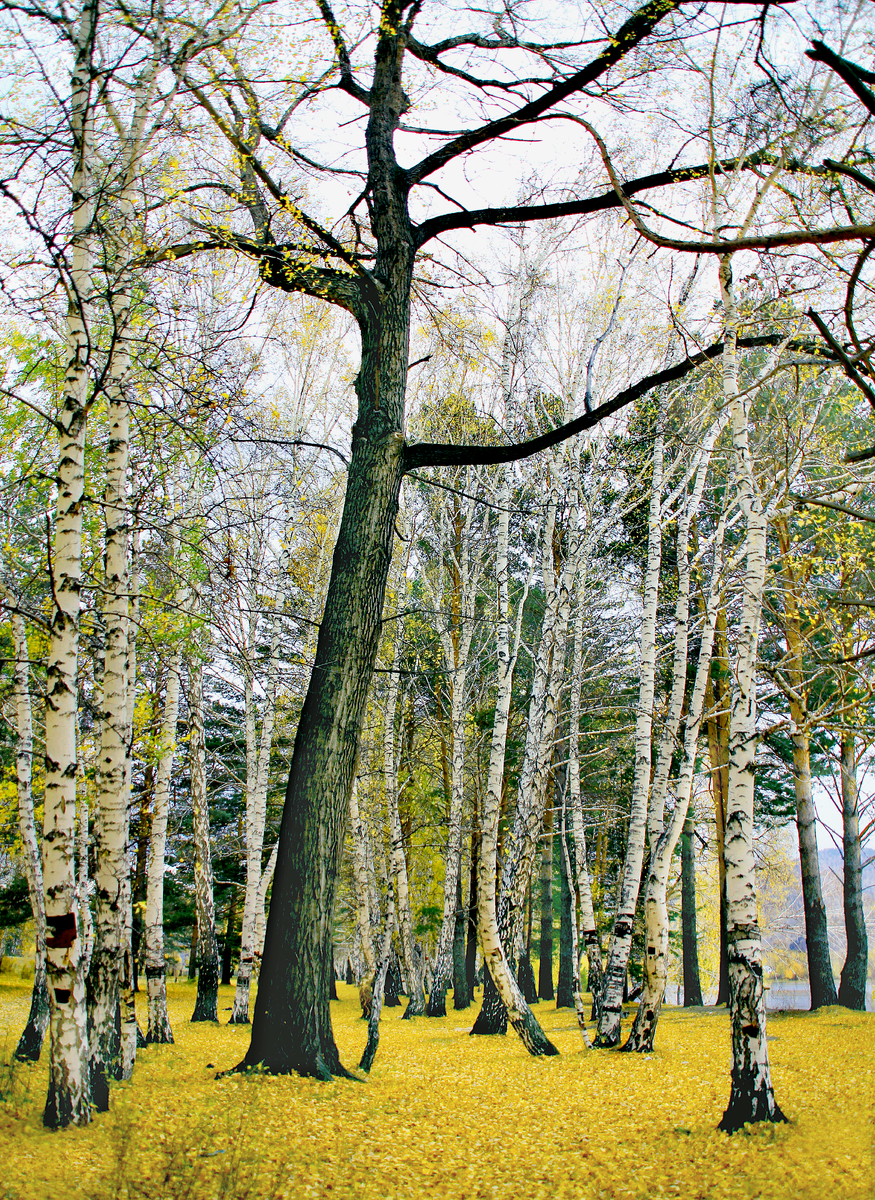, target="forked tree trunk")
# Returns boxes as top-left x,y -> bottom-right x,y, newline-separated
8,609 -> 49,1061
838,735 -> 867,1010
189,660 -> 220,1022
42,0 -> 97,1129
596,401 -> 666,1047
144,659 -> 180,1044
231,626 -> 279,1023
717,254 -> 784,1132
